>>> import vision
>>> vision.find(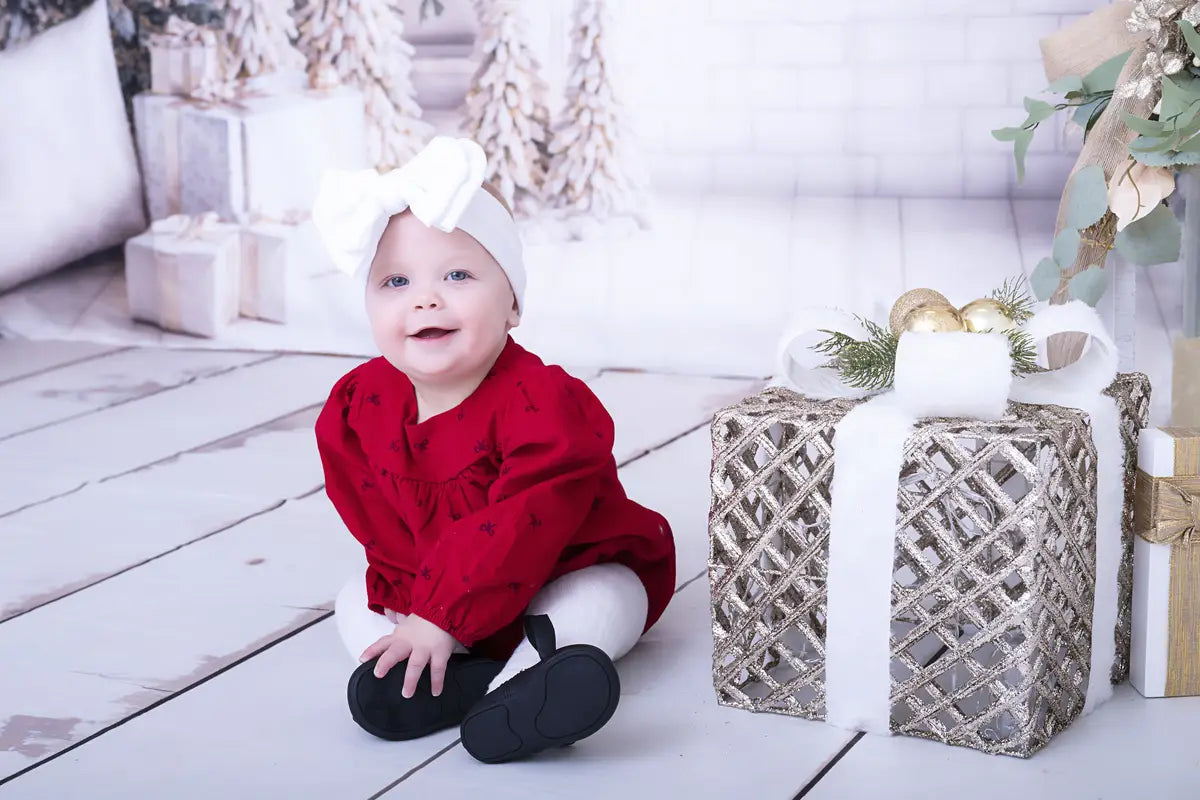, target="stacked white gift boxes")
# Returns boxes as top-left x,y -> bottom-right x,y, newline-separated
125,21 -> 370,337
